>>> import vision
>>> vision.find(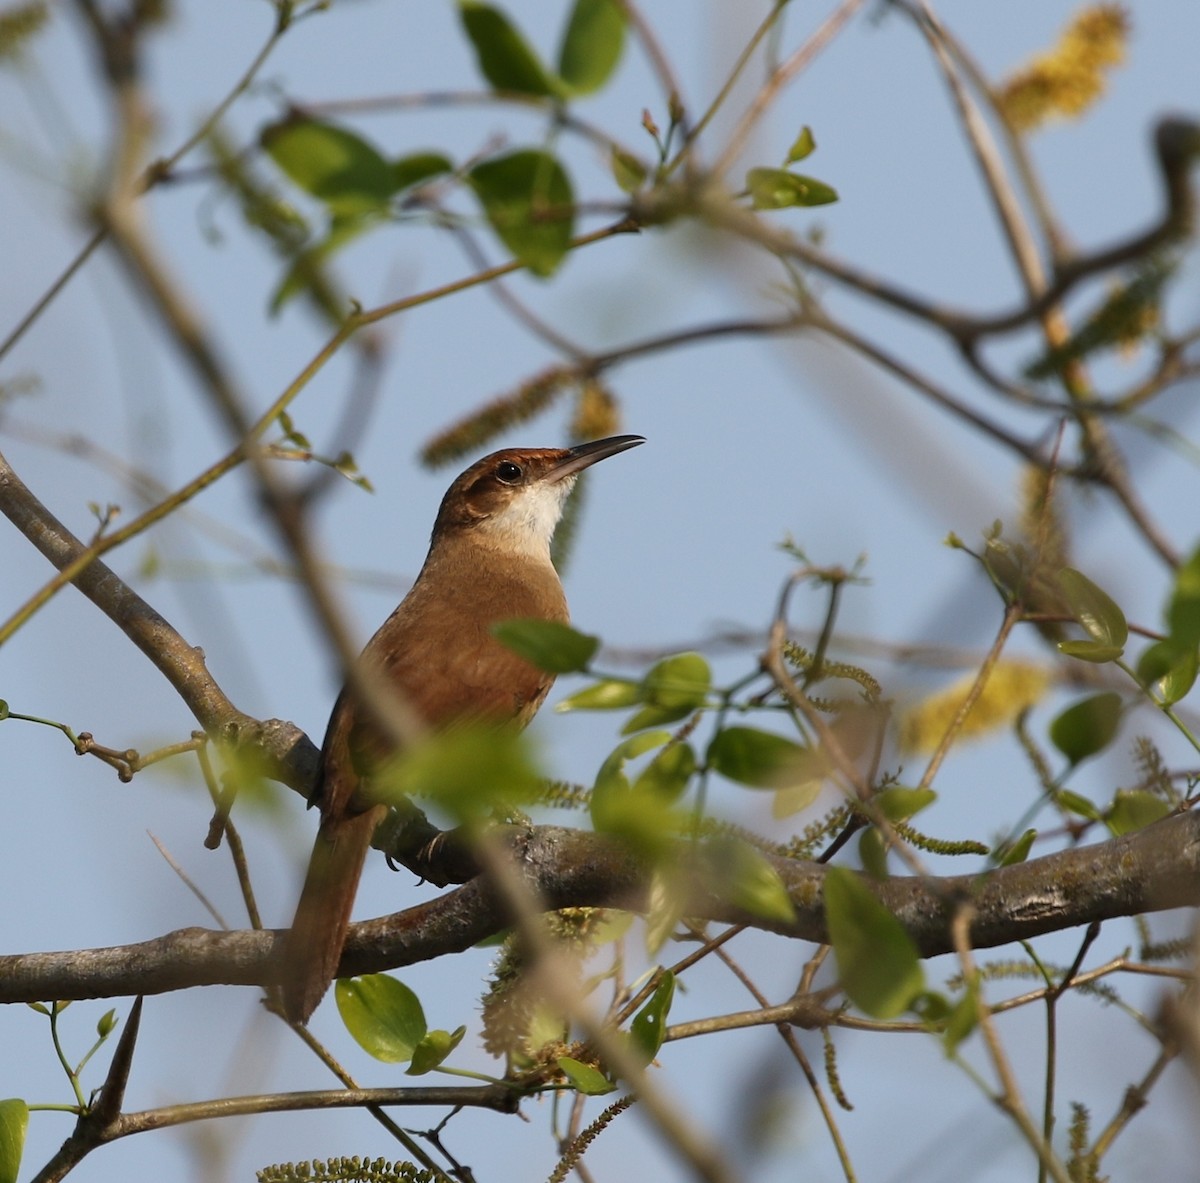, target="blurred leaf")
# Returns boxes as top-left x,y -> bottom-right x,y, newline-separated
262,118 -> 397,216
706,726 -> 810,789
407,1026 -> 466,1075
785,125 -> 816,163
824,866 -> 924,1019
1057,567 -> 1127,651
0,1099 -> 27,1183
631,741 -> 696,802
859,826 -> 888,879
1137,640 -> 1198,706
996,828 -> 1036,866
941,981 -> 979,1054
630,971 -> 674,1065
1056,789 -> 1102,822
492,618 -> 598,673
380,724 -> 542,821
556,678 -> 641,712
392,151 -> 454,192
1105,790 -> 1170,837
593,730 -> 670,799
874,786 -> 936,822
708,837 -> 796,924
771,778 -> 822,819
558,1055 -> 614,1095
270,215 -> 371,315
746,167 -> 838,209
1167,546 -> 1200,650
1056,640 -> 1125,664
1049,691 -> 1123,766
458,0 -> 561,96
336,975 -> 427,1063
468,149 -> 575,277
610,146 -> 647,192
558,0 -> 626,94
